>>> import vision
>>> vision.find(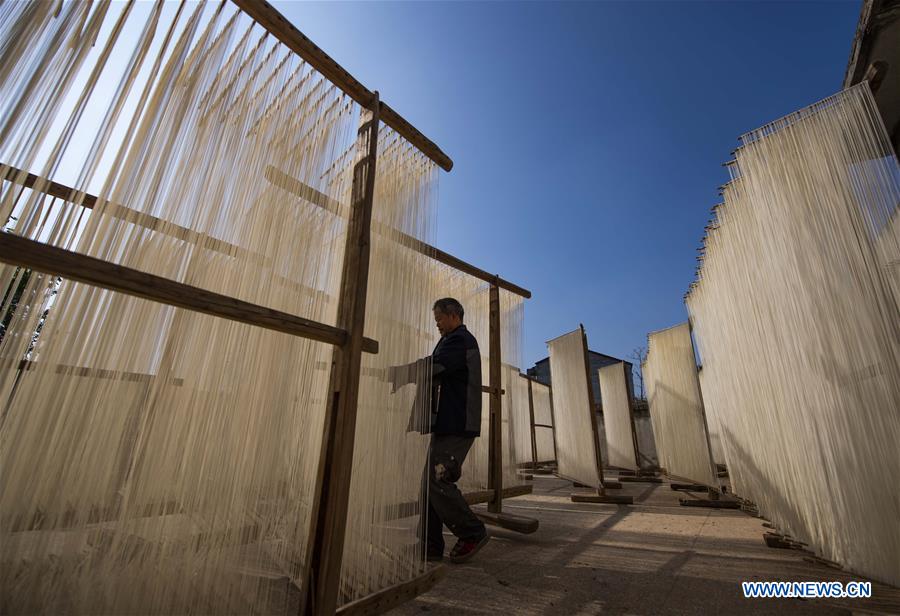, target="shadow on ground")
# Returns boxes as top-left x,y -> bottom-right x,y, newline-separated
390,476 -> 900,615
